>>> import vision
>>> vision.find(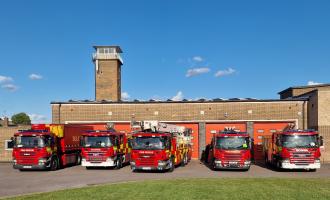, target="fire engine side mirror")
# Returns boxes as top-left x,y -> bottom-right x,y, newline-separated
276,137 -> 281,146
114,138 -> 119,147
128,139 -> 132,148
320,136 -> 324,147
